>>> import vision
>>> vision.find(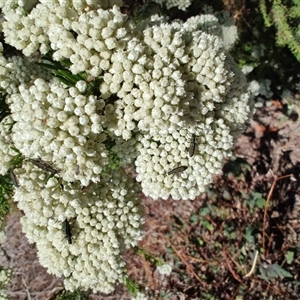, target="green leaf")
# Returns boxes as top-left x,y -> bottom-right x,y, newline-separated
285,251 -> 294,264
201,220 -> 213,231
9,147 -> 23,167
36,62 -> 58,70
271,263 -> 293,278
246,191 -> 266,212
197,237 -> 204,246
258,263 -> 293,281
254,194 -> 266,209
189,214 -> 198,224
122,275 -> 139,295
245,226 -> 255,244
200,207 -> 211,216
38,54 -> 86,87
0,173 -> 14,219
